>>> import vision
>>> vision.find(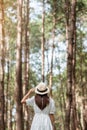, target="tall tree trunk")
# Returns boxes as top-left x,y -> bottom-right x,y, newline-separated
79,29 -> 84,130
59,71 -> 66,130
41,0 -> 45,82
15,0 -> 24,130
8,100 -> 12,130
64,0 -> 77,130
5,58 -> 9,130
83,99 -> 87,130
70,1 -> 77,130
49,0 -> 56,96
0,0 -> 5,129
65,1 -> 72,128
23,0 -> 30,129
49,43 -> 54,96
5,38 -> 10,130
